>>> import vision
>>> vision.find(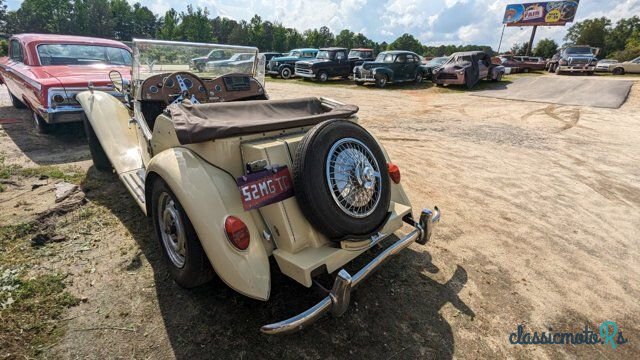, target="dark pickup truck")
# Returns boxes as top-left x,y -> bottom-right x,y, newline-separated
295,47 -> 354,82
